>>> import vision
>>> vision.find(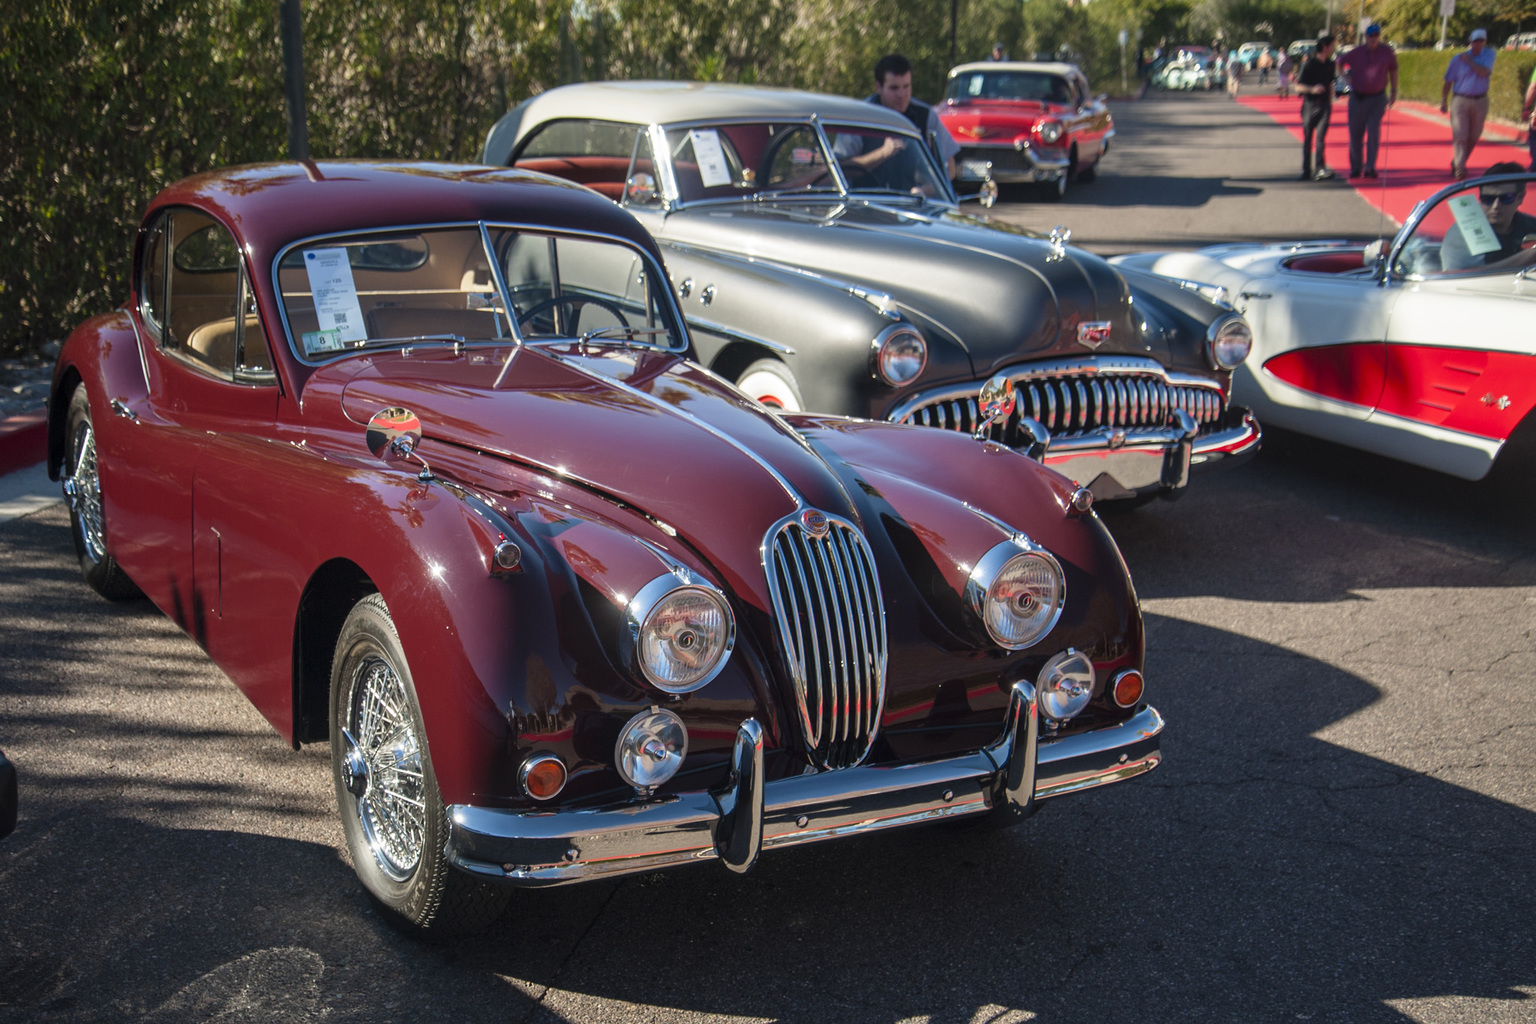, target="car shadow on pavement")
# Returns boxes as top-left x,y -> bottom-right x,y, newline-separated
1068,176 -> 1264,208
